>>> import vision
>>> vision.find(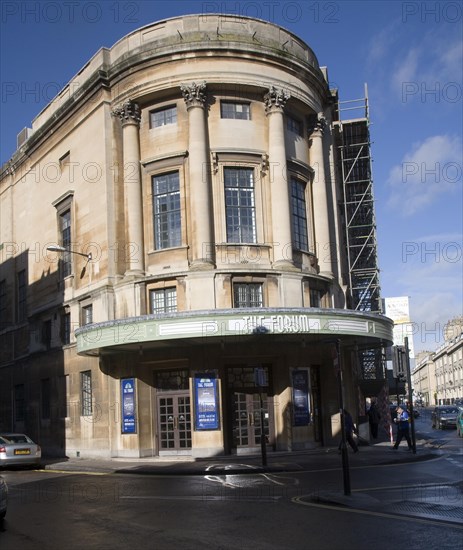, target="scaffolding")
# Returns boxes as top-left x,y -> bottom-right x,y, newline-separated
335,86 -> 384,381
